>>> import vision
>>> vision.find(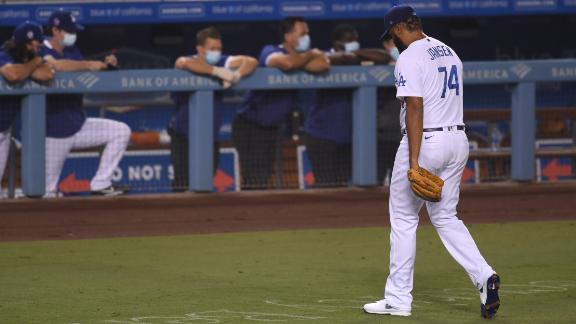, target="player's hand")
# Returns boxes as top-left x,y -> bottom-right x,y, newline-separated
104,54 -> 118,68
230,70 -> 242,84
30,56 -> 44,66
332,41 -> 345,52
41,55 -> 57,67
87,61 -> 107,71
211,66 -> 235,82
407,167 -> 444,202
222,80 -> 232,89
310,49 -> 324,57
